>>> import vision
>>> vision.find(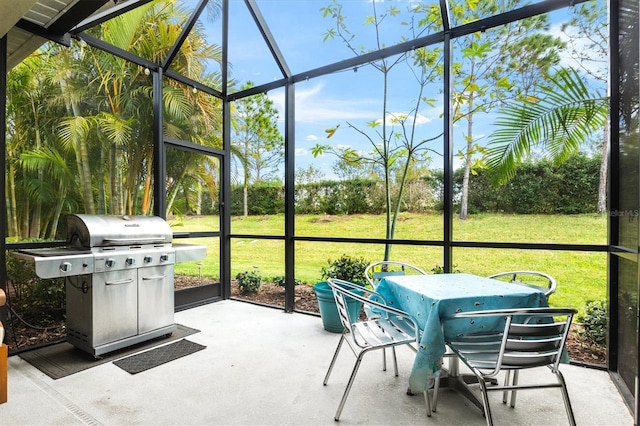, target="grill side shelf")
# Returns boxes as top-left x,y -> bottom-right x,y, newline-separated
13,251 -> 95,279
173,244 -> 207,263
